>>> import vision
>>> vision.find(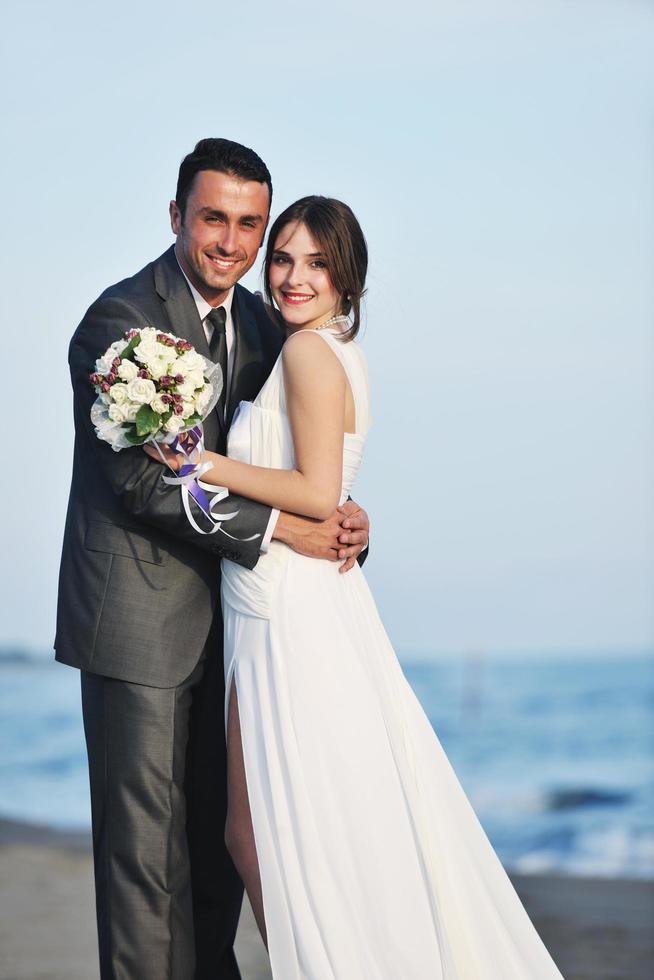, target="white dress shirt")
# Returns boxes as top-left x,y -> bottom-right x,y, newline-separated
176,259 -> 278,552
177,266 -> 237,406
